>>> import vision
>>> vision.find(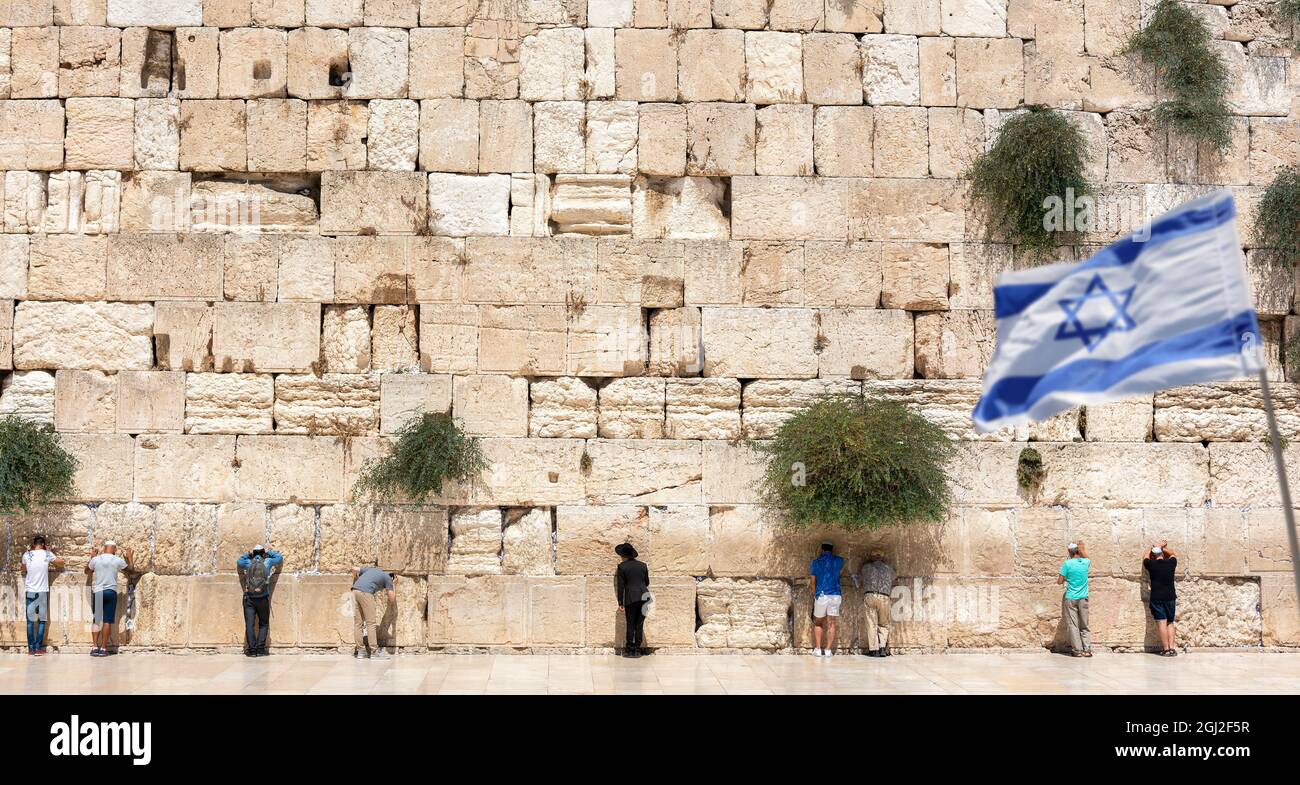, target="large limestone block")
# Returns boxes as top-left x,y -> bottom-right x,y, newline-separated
237,435 -> 346,503
873,105 -> 929,176
1154,382 -> 1298,443
865,378 -> 1010,441
320,171 -> 427,236
648,306 -> 704,376
755,104 -> 814,177
334,237 -> 412,305
598,377 -> 665,438
0,238 -> 28,300
179,100 -> 248,172
1084,396 -> 1153,442
115,370 -> 184,434
914,309 -> 995,379
372,305 -> 420,370
106,234 -> 223,301
274,374 -> 380,436
366,99 -> 420,171
1261,574 -> 1300,646
502,507 -> 553,576
478,303 -> 566,374
529,377 -> 597,438
409,27 -> 464,99
376,505 -> 449,573
700,439 -> 765,505
0,301 -> 10,371
595,237 -> 684,307
566,303 -> 646,377
120,170 -> 188,232
287,27 -> 349,100
519,26 -> 584,101
533,100 -> 585,173
637,103 -> 687,177
731,176 -> 849,240
471,437 -> 586,506
64,97 -> 134,171
54,369 -> 117,432
1210,442 -> 1298,508
700,306 -> 818,378
379,373 -> 453,434
741,378 -> 860,438
42,170 -> 122,235
849,177 -> 965,242
861,33 -> 919,105
881,242 -> 949,311
584,439 -> 702,504
218,28 -> 287,99
647,505 -> 708,574
419,97 -> 477,173
275,237 -> 335,302
947,442 -> 1025,507
452,374 -> 528,437
1175,577 -> 1261,647
107,0 -> 202,26
817,307 -> 915,379
290,574 -> 352,647
174,26 -> 220,100
812,105 -> 873,177
678,29 -> 745,102
57,25 -> 120,99
1246,508 -> 1294,573
185,373 -> 274,434
130,573 -> 191,647
134,434 -> 236,502
585,100 -> 638,174
584,574 -> 697,648
556,505 -> 648,575
154,302 -> 213,373
551,174 -> 632,236
62,432 -> 135,501
151,503 -> 218,574
26,235 -> 108,301
245,99 -> 308,172
0,369 -> 55,422
190,574 -> 261,646
696,577 -> 791,649
686,102 -> 755,176
92,500 -> 155,568
803,32 -> 862,106
447,507 -> 505,575
307,99 -> 369,169
429,575 -> 586,646
631,176 -> 730,240
317,503 -> 376,570
1032,442 -> 1209,508
664,377 -> 740,439
347,26 -> 409,99
428,173 -> 511,236
13,301 -> 153,371
803,240 -> 881,307
215,502 -> 269,571
614,27 -> 677,101
418,303 -> 478,374
0,99 -> 65,170
321,305 -> 370,373
955,37 -> 1024,109
478,99 -> 534,173
212,302 -> 321,374
745,31 -> 803,104
461,236 -> 596,305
